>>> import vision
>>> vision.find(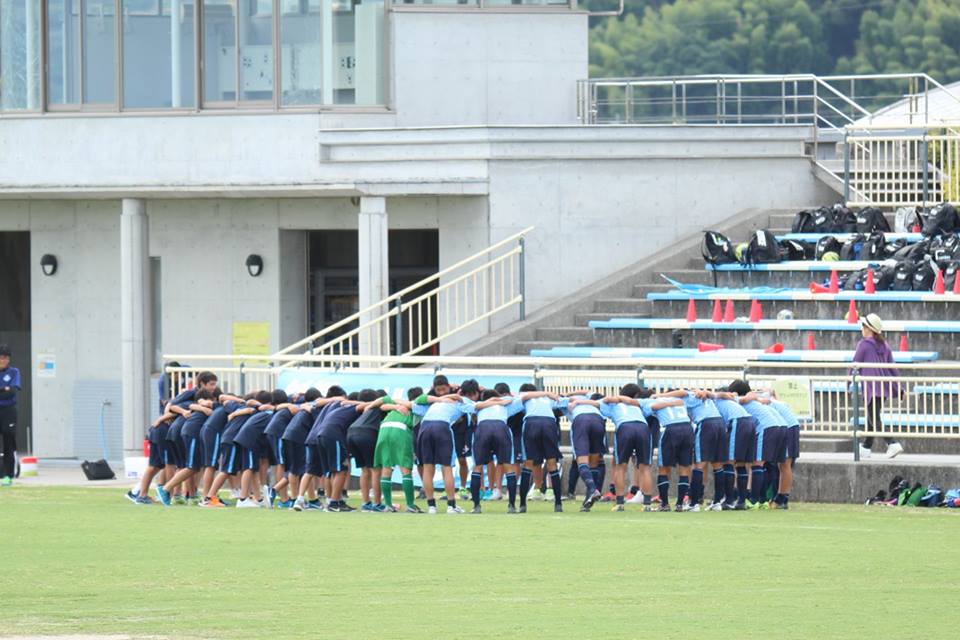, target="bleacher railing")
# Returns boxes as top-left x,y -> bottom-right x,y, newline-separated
163,355 -> 960,456
271,227 -> 533,368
